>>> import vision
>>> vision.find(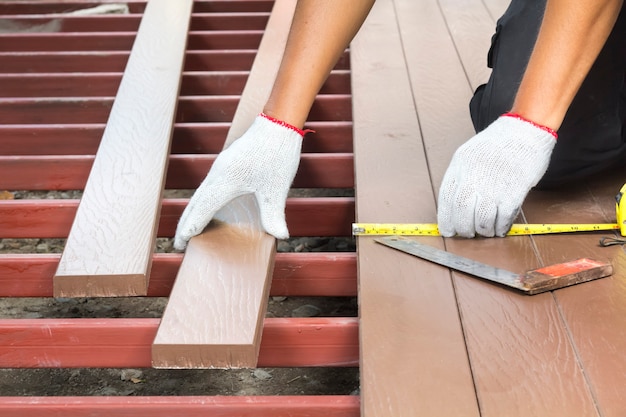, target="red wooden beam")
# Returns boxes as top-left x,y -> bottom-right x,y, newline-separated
0,121 -> 352,155
0,13 -> 270,33
0,252 -> 358,297
0,31 -> 264,52
0,395 -> 359,417
0,197 -> 355,238
0,95 -> 350,124
0,317 -> 359,368
0,153 -> 354,190
0,50 -> 257,73
0,1 -> 277,15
